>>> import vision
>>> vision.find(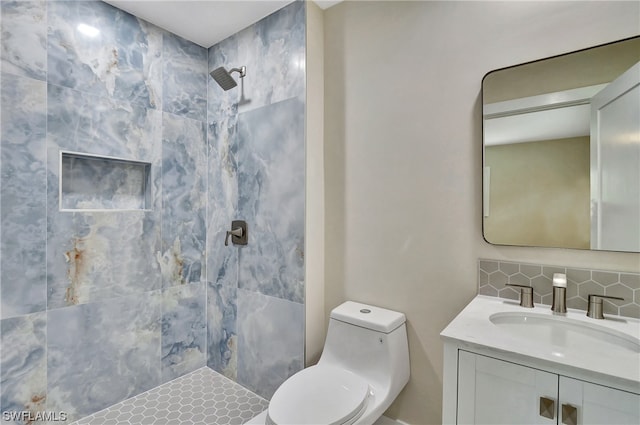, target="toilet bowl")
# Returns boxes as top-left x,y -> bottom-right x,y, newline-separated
267,365 -> 370,425
245,301 -> 410,425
